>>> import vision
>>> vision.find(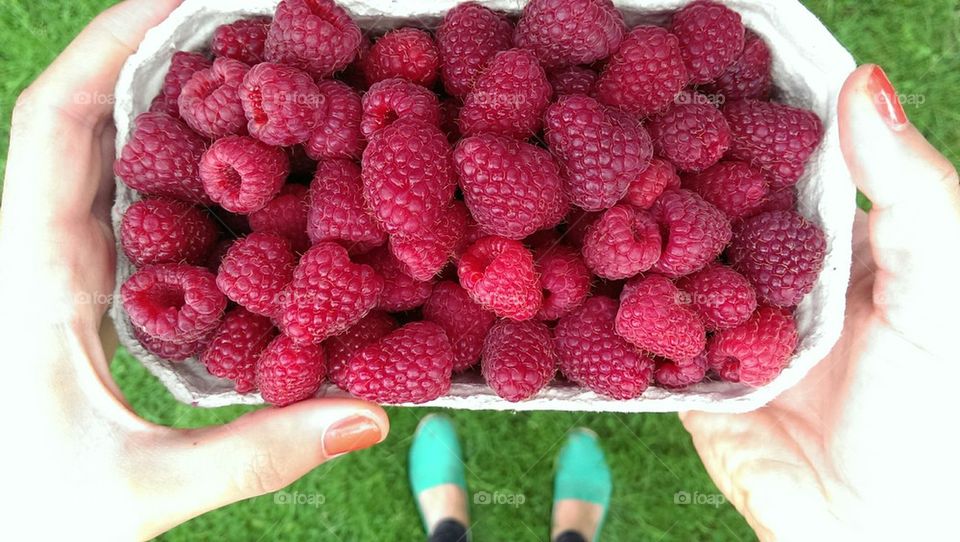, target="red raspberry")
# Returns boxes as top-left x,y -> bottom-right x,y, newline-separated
363,28 -> 440,87
482,320 -> 556,402
654,353 -> 708,390
306,80 -> 364,160
153,52 -> 211,118
344,321 -> 454,404
514,0 -> 625,69
582,204 -> 661,280
361,119 -> 457,236
702,32 -> 772,101
650,189 -> 731,278
616,274 -> 706,362
436,2 -> 514,97
423,281 -> 496,372
122,264 -> 227,343
216,233 -> 296,318
264,0 -> 361,77
728,210 -> 826,307
199,135 -> 289,213
325,311 -> 397,388
724,99 -> 824,189
307,159 -> 386,251
670,0 -> 745,85
621,158 -> 681,209
685,160 -> 769,219
133,324 -> 212,362
535,245 -> 591,321
677,263 -> 757,331
115,112 -> 209,204
707,306 -> 798,386
595,26 -> 688,117
212,17 -> 270,65
360,78 -> 441,138
545,95 -> 653,211
749,187 -> 797,217
360,246 -> 434,312
256,334 -> 326,406
555,296 -> 654,399
120,198 -> 218,267
239,62 -> 321,146
178,57 -> 249,139
458,236 -> 542,321
454,134 -> 567,239
648,100 -> 731,173
547,66 -> 597,96
458,49 -> 552,139
279,242 -> 385,344
200,307 -> 276,393
389,201 -> 468,281
248,184 -> 310,253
